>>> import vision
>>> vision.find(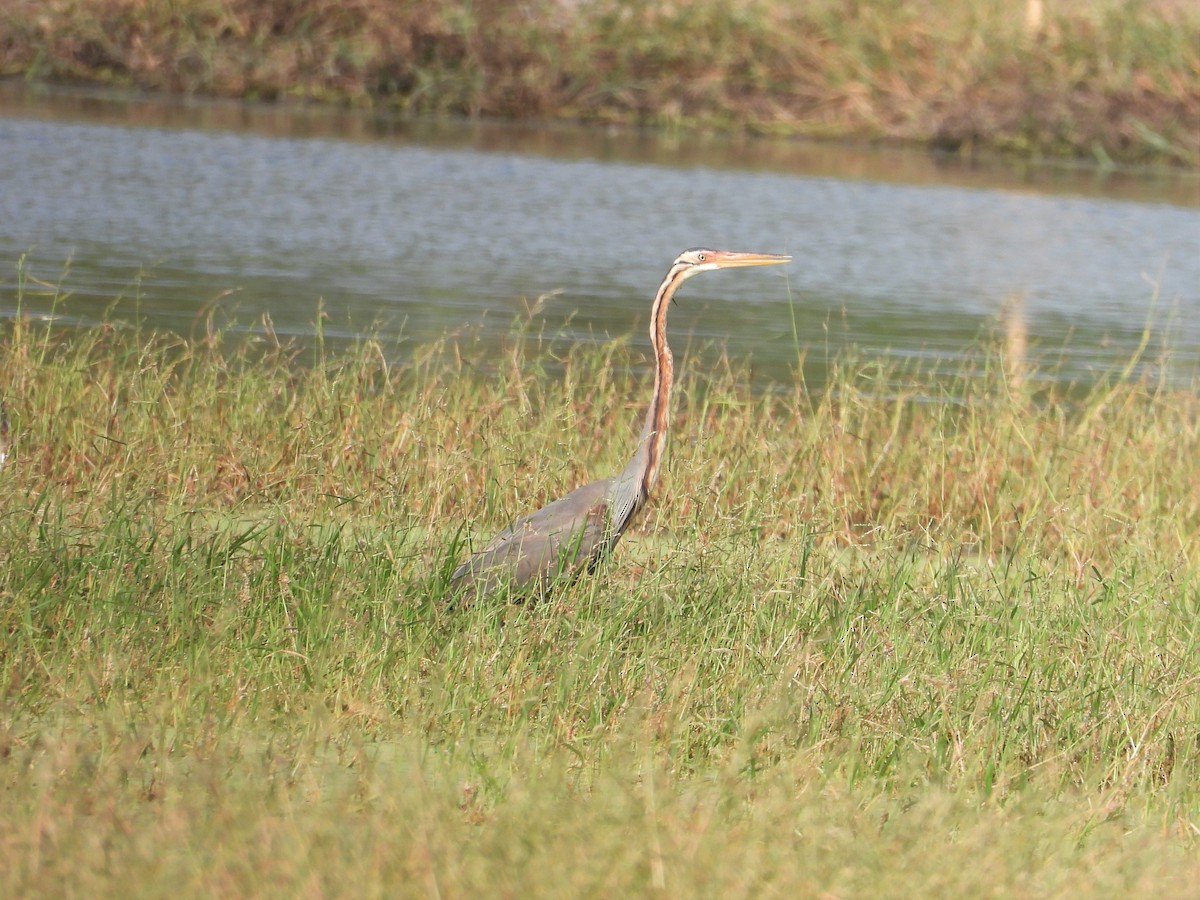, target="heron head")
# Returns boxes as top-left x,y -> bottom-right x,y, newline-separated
674,248 -> 791,278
